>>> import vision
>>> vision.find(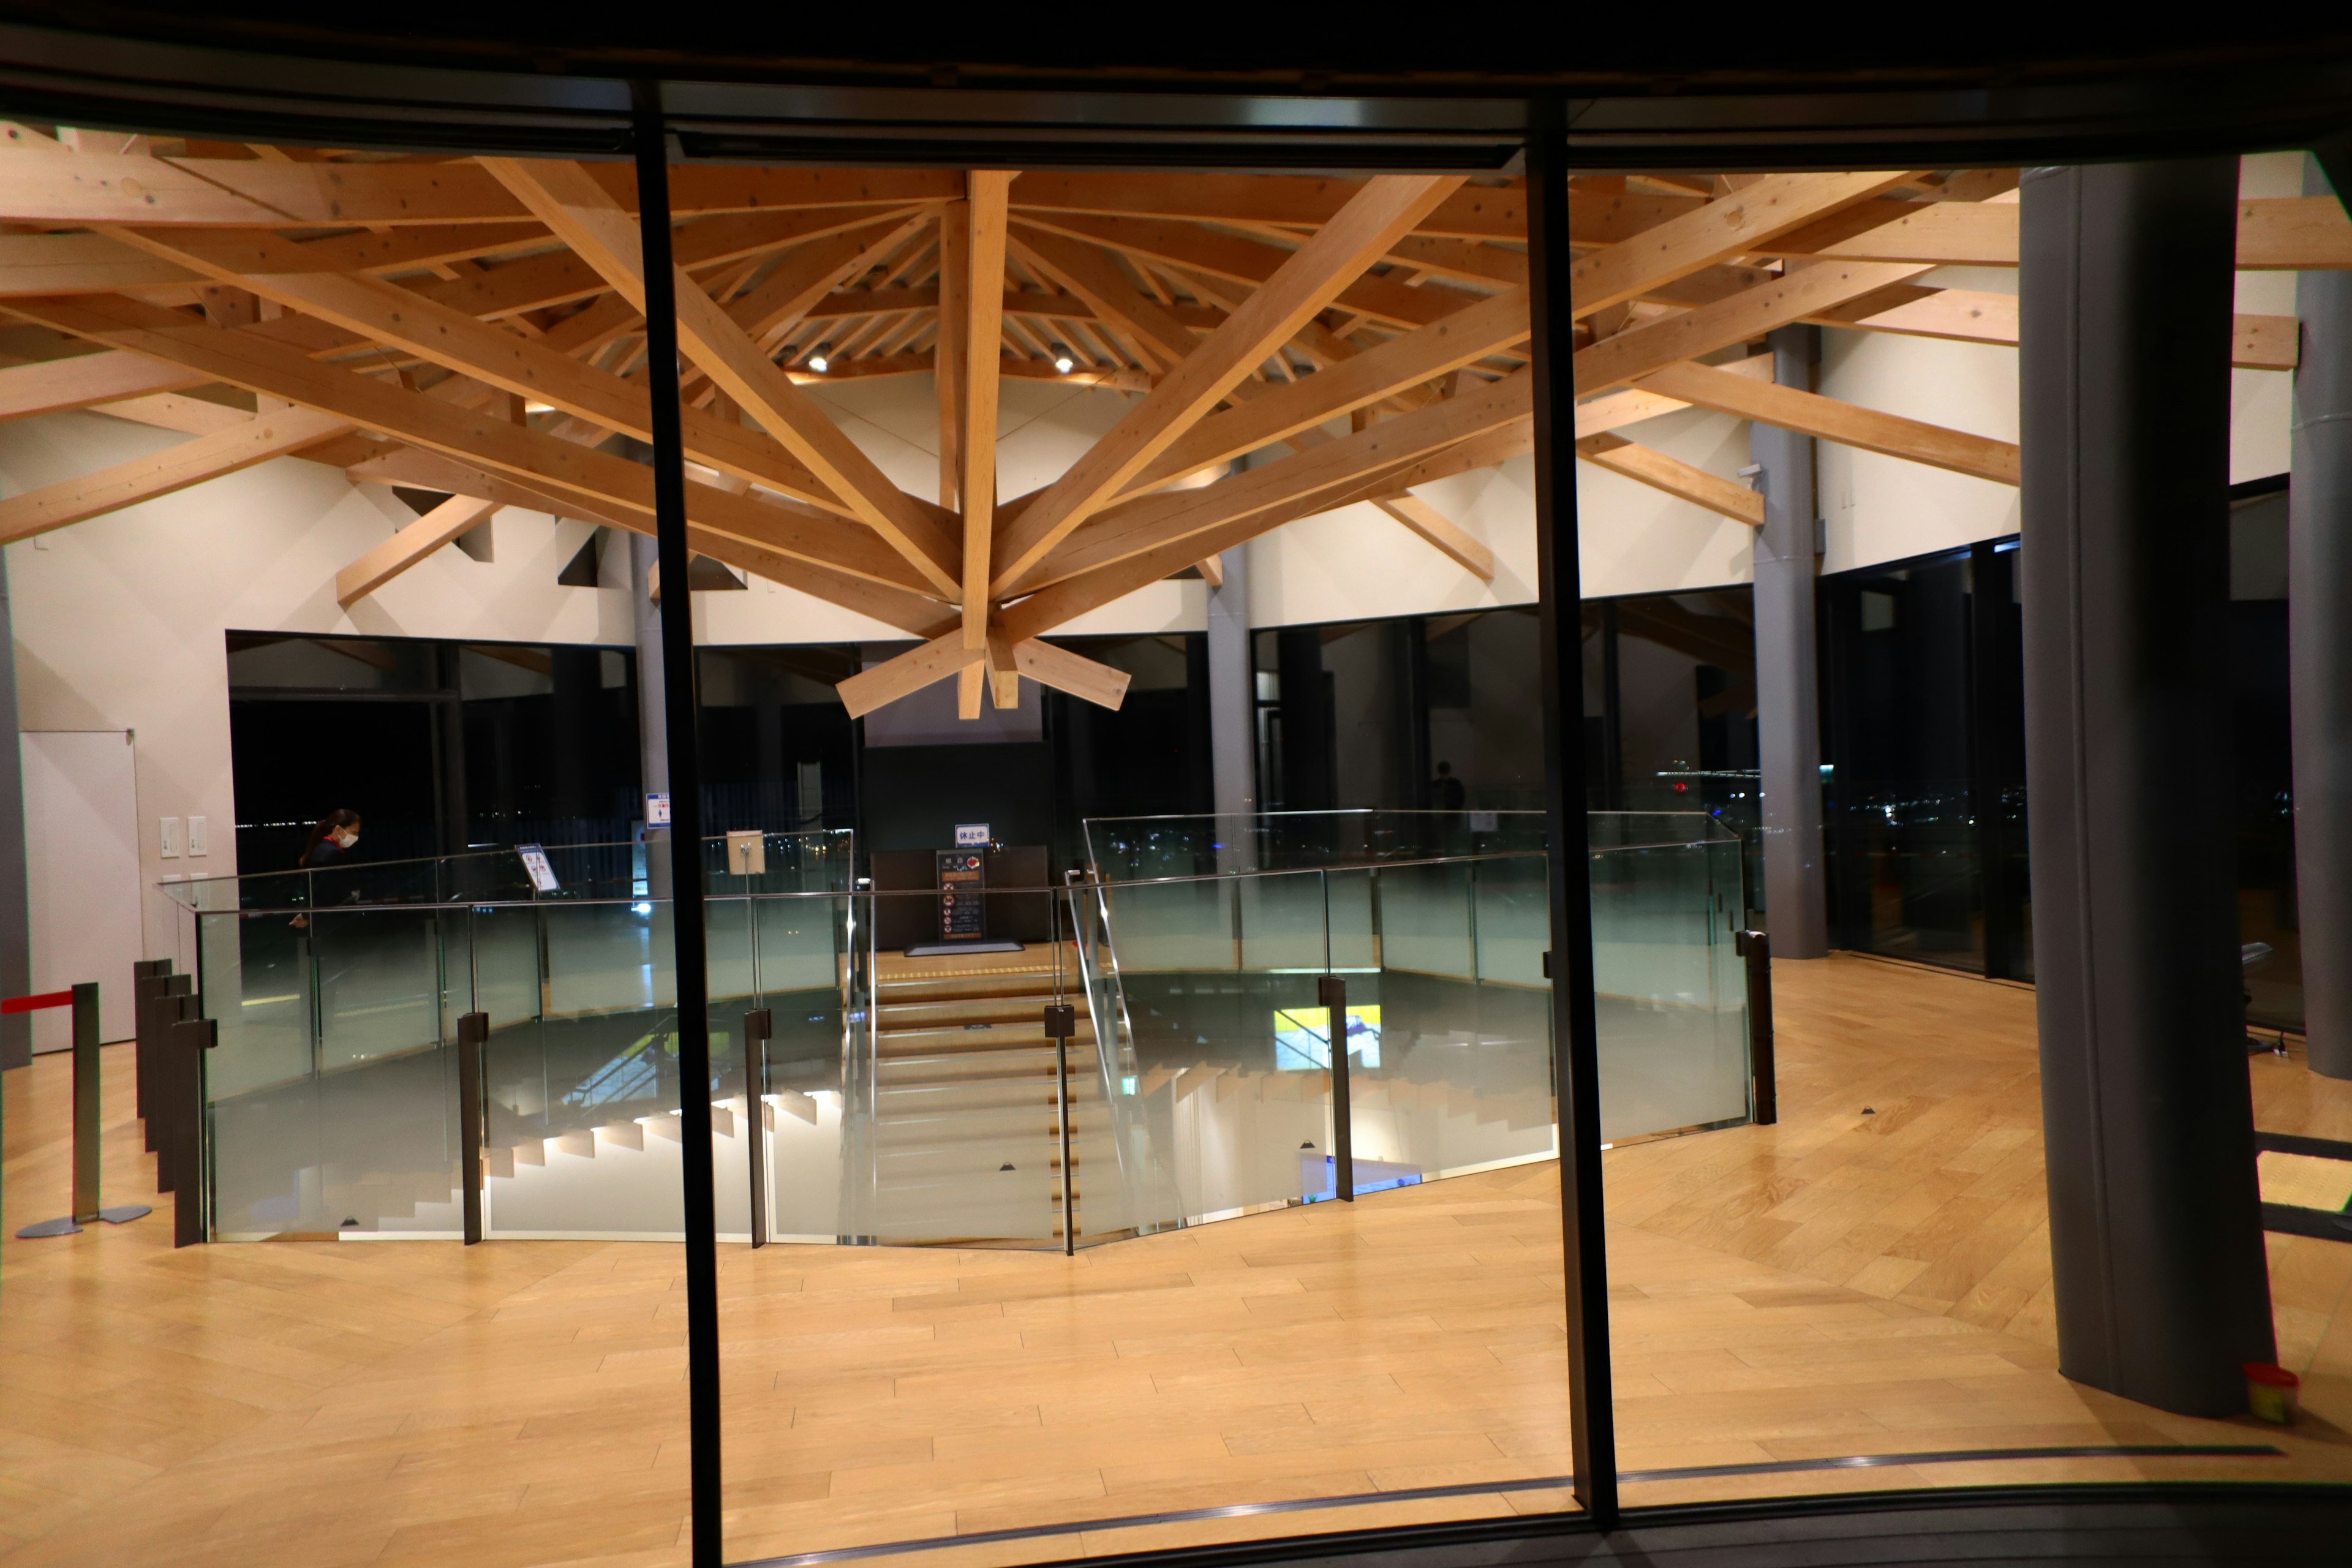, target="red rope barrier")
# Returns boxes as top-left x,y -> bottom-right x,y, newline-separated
1,990 -> 74,1014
